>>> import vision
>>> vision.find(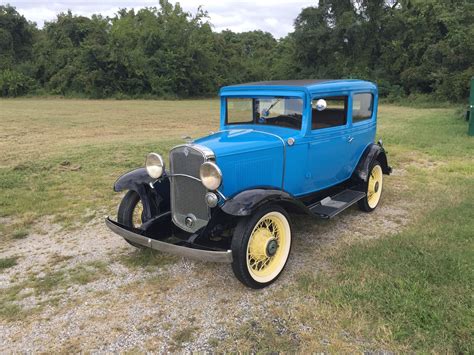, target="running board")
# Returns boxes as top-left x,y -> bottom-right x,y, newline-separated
309,189 -> 366,219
